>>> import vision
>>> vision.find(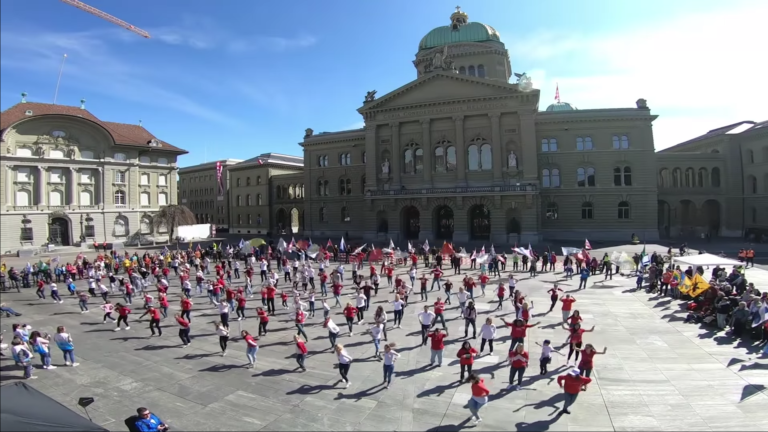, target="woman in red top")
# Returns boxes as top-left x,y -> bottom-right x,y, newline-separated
576,344 -> 607,378
256,307 -> 269,336
242,330 -> 258,368
235,294 -> 247,320
175,313 -> 191,346
180,298 -> 193,322
508,342 -> 529,390
115,303 -> 131,331
467,373 -> 490,424
158,293 -> 169,319
457,341 -> 478,382
563,323 -> 595,365
500,318 -> 540,348
343,303 -> 358,335
266,285 -> 277,314
560,294 -> 576,323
